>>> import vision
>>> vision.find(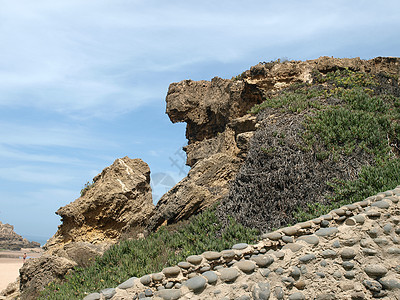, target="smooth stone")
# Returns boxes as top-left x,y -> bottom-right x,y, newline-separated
282,226 -> 299,236
165,282 -> 174,289
175,283 -> 181,289
353,214 -> 366,224
202,271 -> 218,284
294,280 -> 306,290
363,280 -> 382,293
362,248 -> 377,256
273,251 -> 285,259
344,271 -> 356,279
315,227 -> 339,237
374,237 -> 389,246
187,255 -> 203,265
219,268 -> 239,282
177,262 -> 191,269
320,260 -> 327,267
297,235 -> 319,245
316,272 -> 326,278
288,292 -> 305,300
202,251 -> 221,261
259,248 -> 267,254
101,288 -> 116,299
290,266 -> 301,278
282,235 -> 293,243
157,286 -> 165,291
282,243 -> 303,252
333,208 -> 346,216
252,282 -> 271,300
155,289 -> 182,300
378,278 -> 400,290
333,271 -> 342,279
322,249 -> 337,258
371,200 -> 390,208
214,265 -> 223,271
341,247 -> 356,260
367,228 -> 379,238
312,218 -> 322,224
144,289 -> 153,297
199,265 -> 211,272
117,277 -> 136,289
346,204 -> 358,210
251,255 -> 274,267
357,200 -> 369,207
364,264 -> 388,278
300,265 -> 308,274
366,211 -> 381,218
383,223 -> 393,234
345,218 -> 357,226
274,286 -> 284,299
387,247 -> 400,254
162,266 -> 181,277
396,227 -> 400,234
152,273 -> 164,282
184,276 -> 207,292
83,293 -> 101,300
298,221 -> 313,228
332,240 -> 341,248
321,220 -> 330,227
322,214 -> 333,220
140,275 -> 152,285
232,243 -> 248,250
386,196 -> 399,203
221,250 -> 236,259
299,253 -> 316,263
342,261 -> 355,270
263,231 -> 282,241
259,268 -> 271,277
337,216 -> 346,222
274,267 -> 284,275
235,260 -> 256,273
